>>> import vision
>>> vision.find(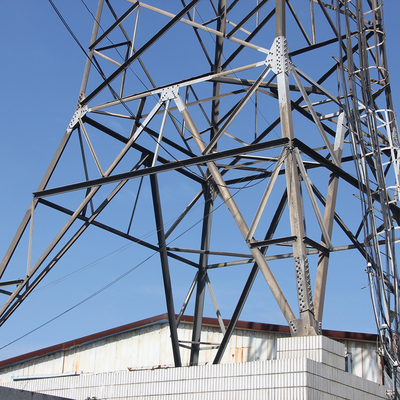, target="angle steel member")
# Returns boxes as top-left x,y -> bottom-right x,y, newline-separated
314,112 -> 346,322
174,93 -> 297,327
